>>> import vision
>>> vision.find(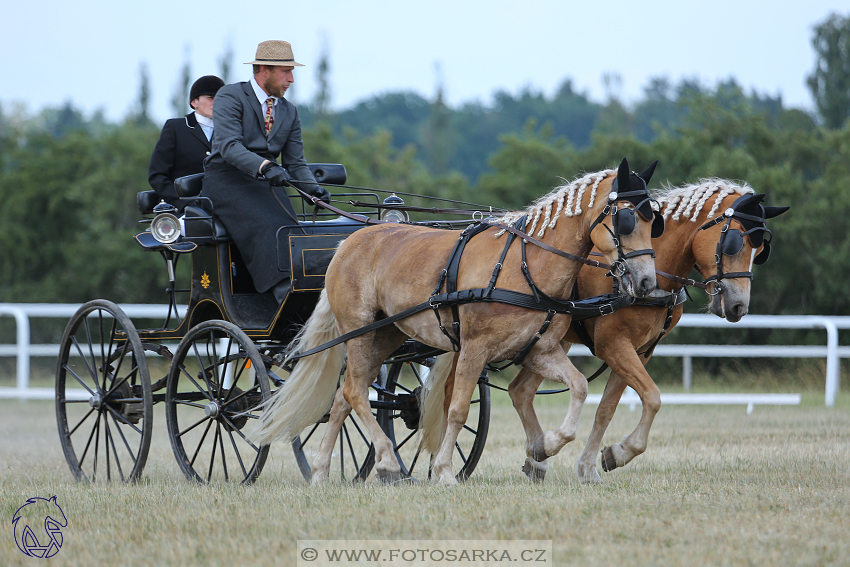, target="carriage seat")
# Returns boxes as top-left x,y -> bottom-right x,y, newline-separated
137,190 -> 161,215
182,205 -> 231,243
